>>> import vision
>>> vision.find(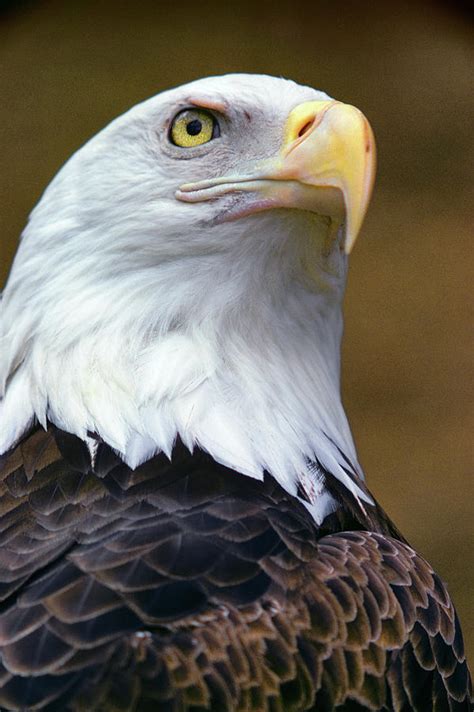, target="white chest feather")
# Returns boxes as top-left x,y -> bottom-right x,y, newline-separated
0,239 -> 367,525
